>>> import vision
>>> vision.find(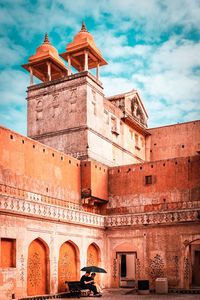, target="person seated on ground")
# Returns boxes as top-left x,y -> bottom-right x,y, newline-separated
80,271 -> 101,296
90,272 -> 103,294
